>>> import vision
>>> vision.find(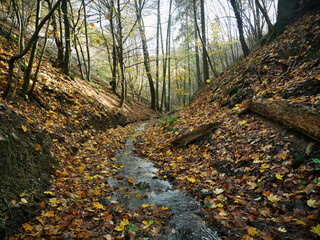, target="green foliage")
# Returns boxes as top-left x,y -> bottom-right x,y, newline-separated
312,158 -> 320,171
159,116 -> 177,133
